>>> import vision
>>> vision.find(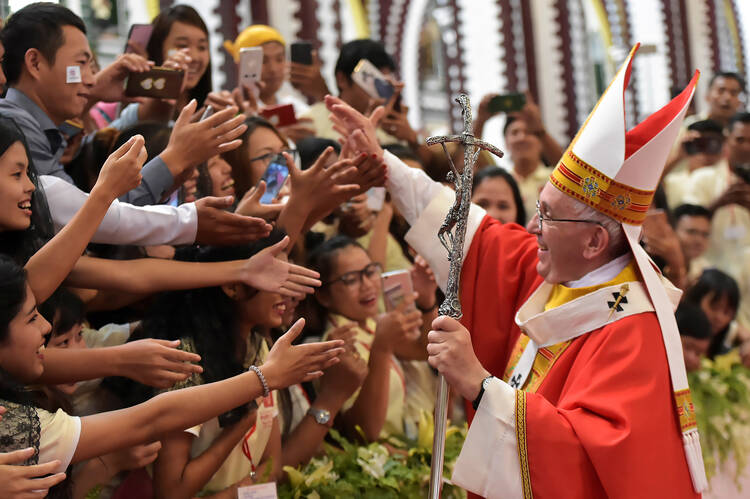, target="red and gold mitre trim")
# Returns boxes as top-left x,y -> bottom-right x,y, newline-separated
549,150 -> 655,225
674,389 -> 698,432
